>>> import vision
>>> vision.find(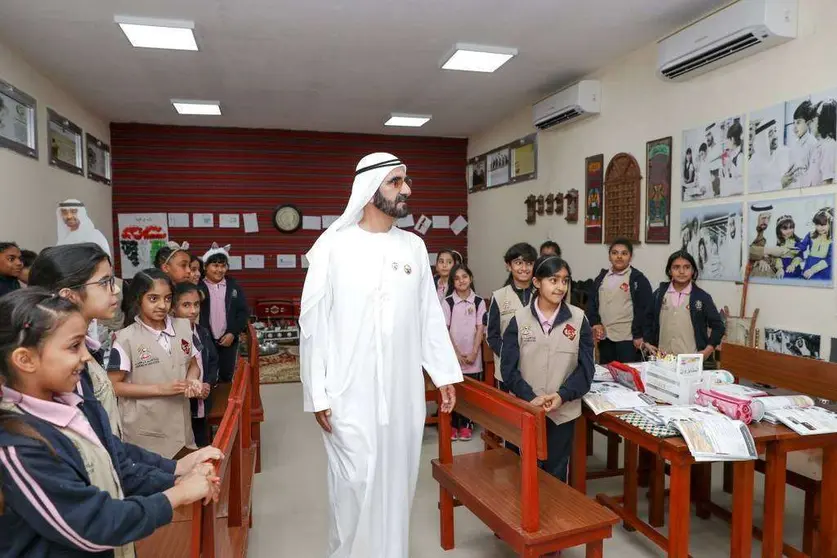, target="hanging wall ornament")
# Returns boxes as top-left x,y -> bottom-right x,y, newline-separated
536,194 -> 545,215
525,194 -> 537,225
545,193 -> 555,215
565,189 -> 579,223
555,192 -> 564,215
